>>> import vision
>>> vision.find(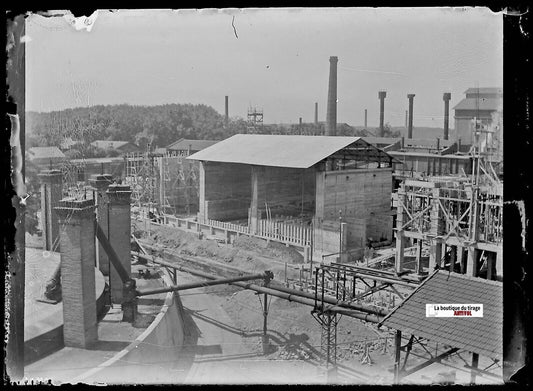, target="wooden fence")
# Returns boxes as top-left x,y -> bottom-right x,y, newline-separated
257,219 -> 312,247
